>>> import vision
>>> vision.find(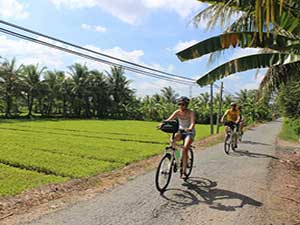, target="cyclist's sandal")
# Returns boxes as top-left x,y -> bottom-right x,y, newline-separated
180,171 -> 188,179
